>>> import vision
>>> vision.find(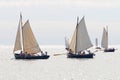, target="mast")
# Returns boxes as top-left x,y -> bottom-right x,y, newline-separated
75,17 -> 79,53
106,26 -> 108,48
20,13 -> 23,52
